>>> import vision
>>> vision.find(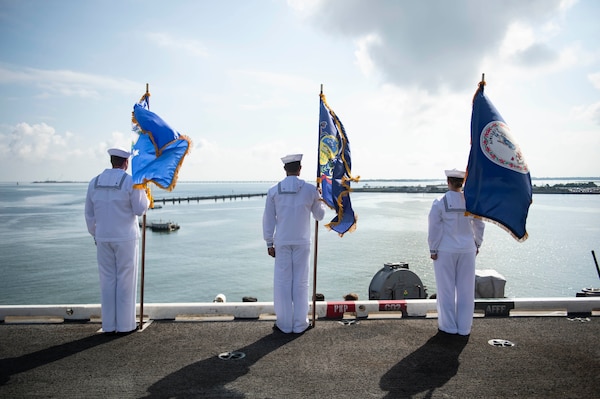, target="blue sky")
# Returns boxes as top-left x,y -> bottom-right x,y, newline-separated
0,0 -> 598,182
